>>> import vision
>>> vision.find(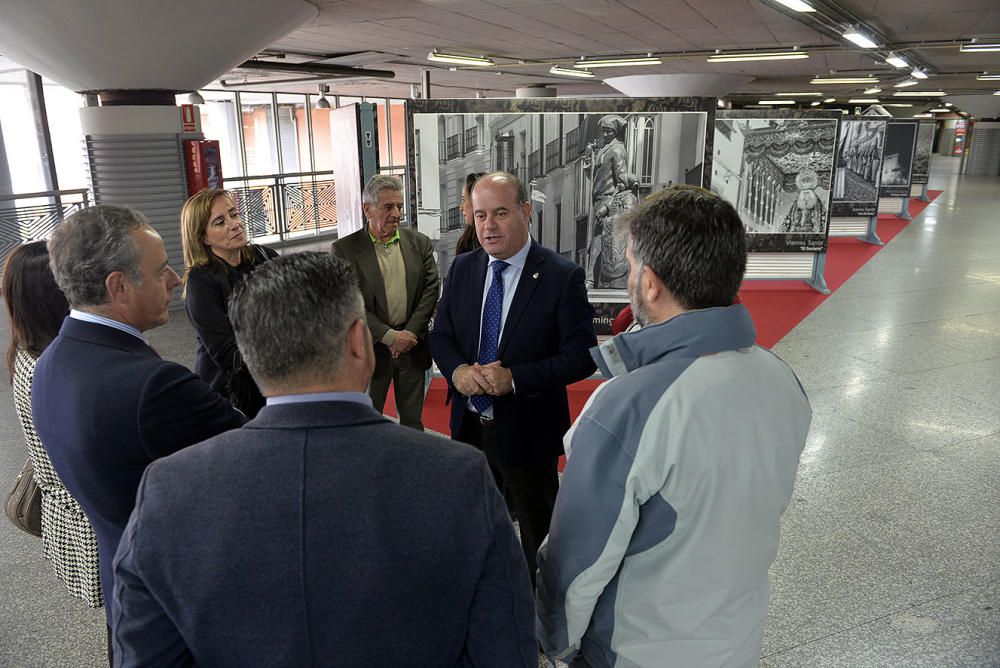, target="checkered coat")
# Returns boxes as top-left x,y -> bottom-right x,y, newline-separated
12,350 -> 102,608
